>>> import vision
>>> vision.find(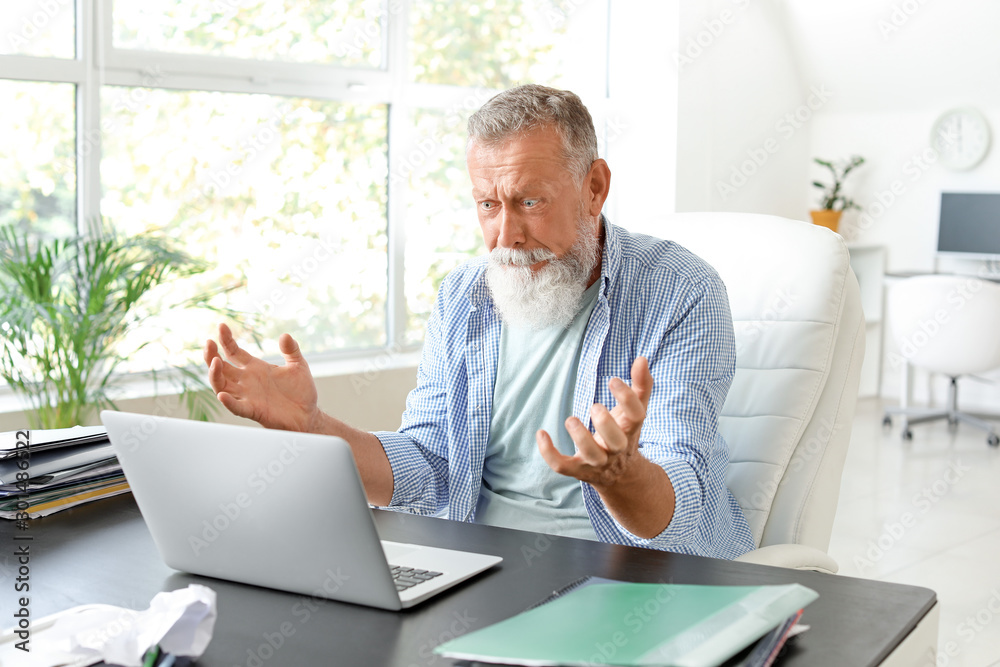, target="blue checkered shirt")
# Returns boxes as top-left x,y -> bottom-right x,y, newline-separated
374,219 -> 755,559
